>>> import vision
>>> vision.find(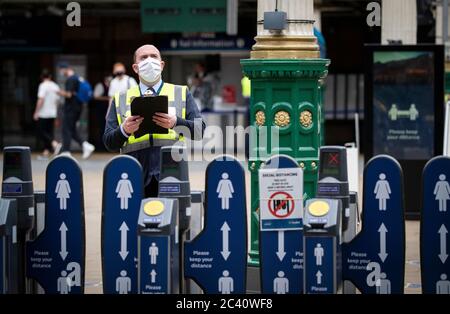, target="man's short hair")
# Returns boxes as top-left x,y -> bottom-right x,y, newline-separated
41,69 -> 51,79
113,62 -> 125,69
